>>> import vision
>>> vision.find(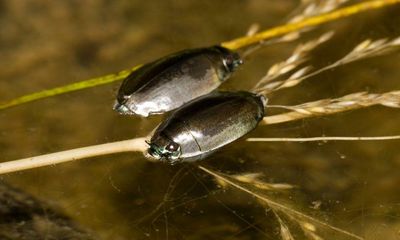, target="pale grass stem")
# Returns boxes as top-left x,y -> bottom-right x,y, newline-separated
247,136 -> 400,142
0,138 -> 147,175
